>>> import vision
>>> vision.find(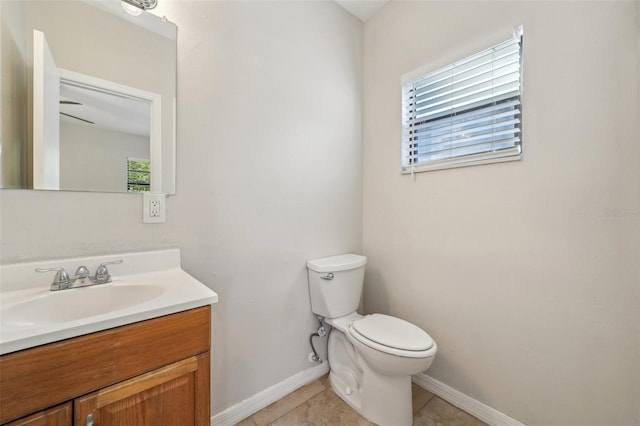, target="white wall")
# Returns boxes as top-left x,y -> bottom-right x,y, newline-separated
0,0 -> 363,417
157,1 -> 363,412
60,123 -> 149,193
362,2 -> 639,426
